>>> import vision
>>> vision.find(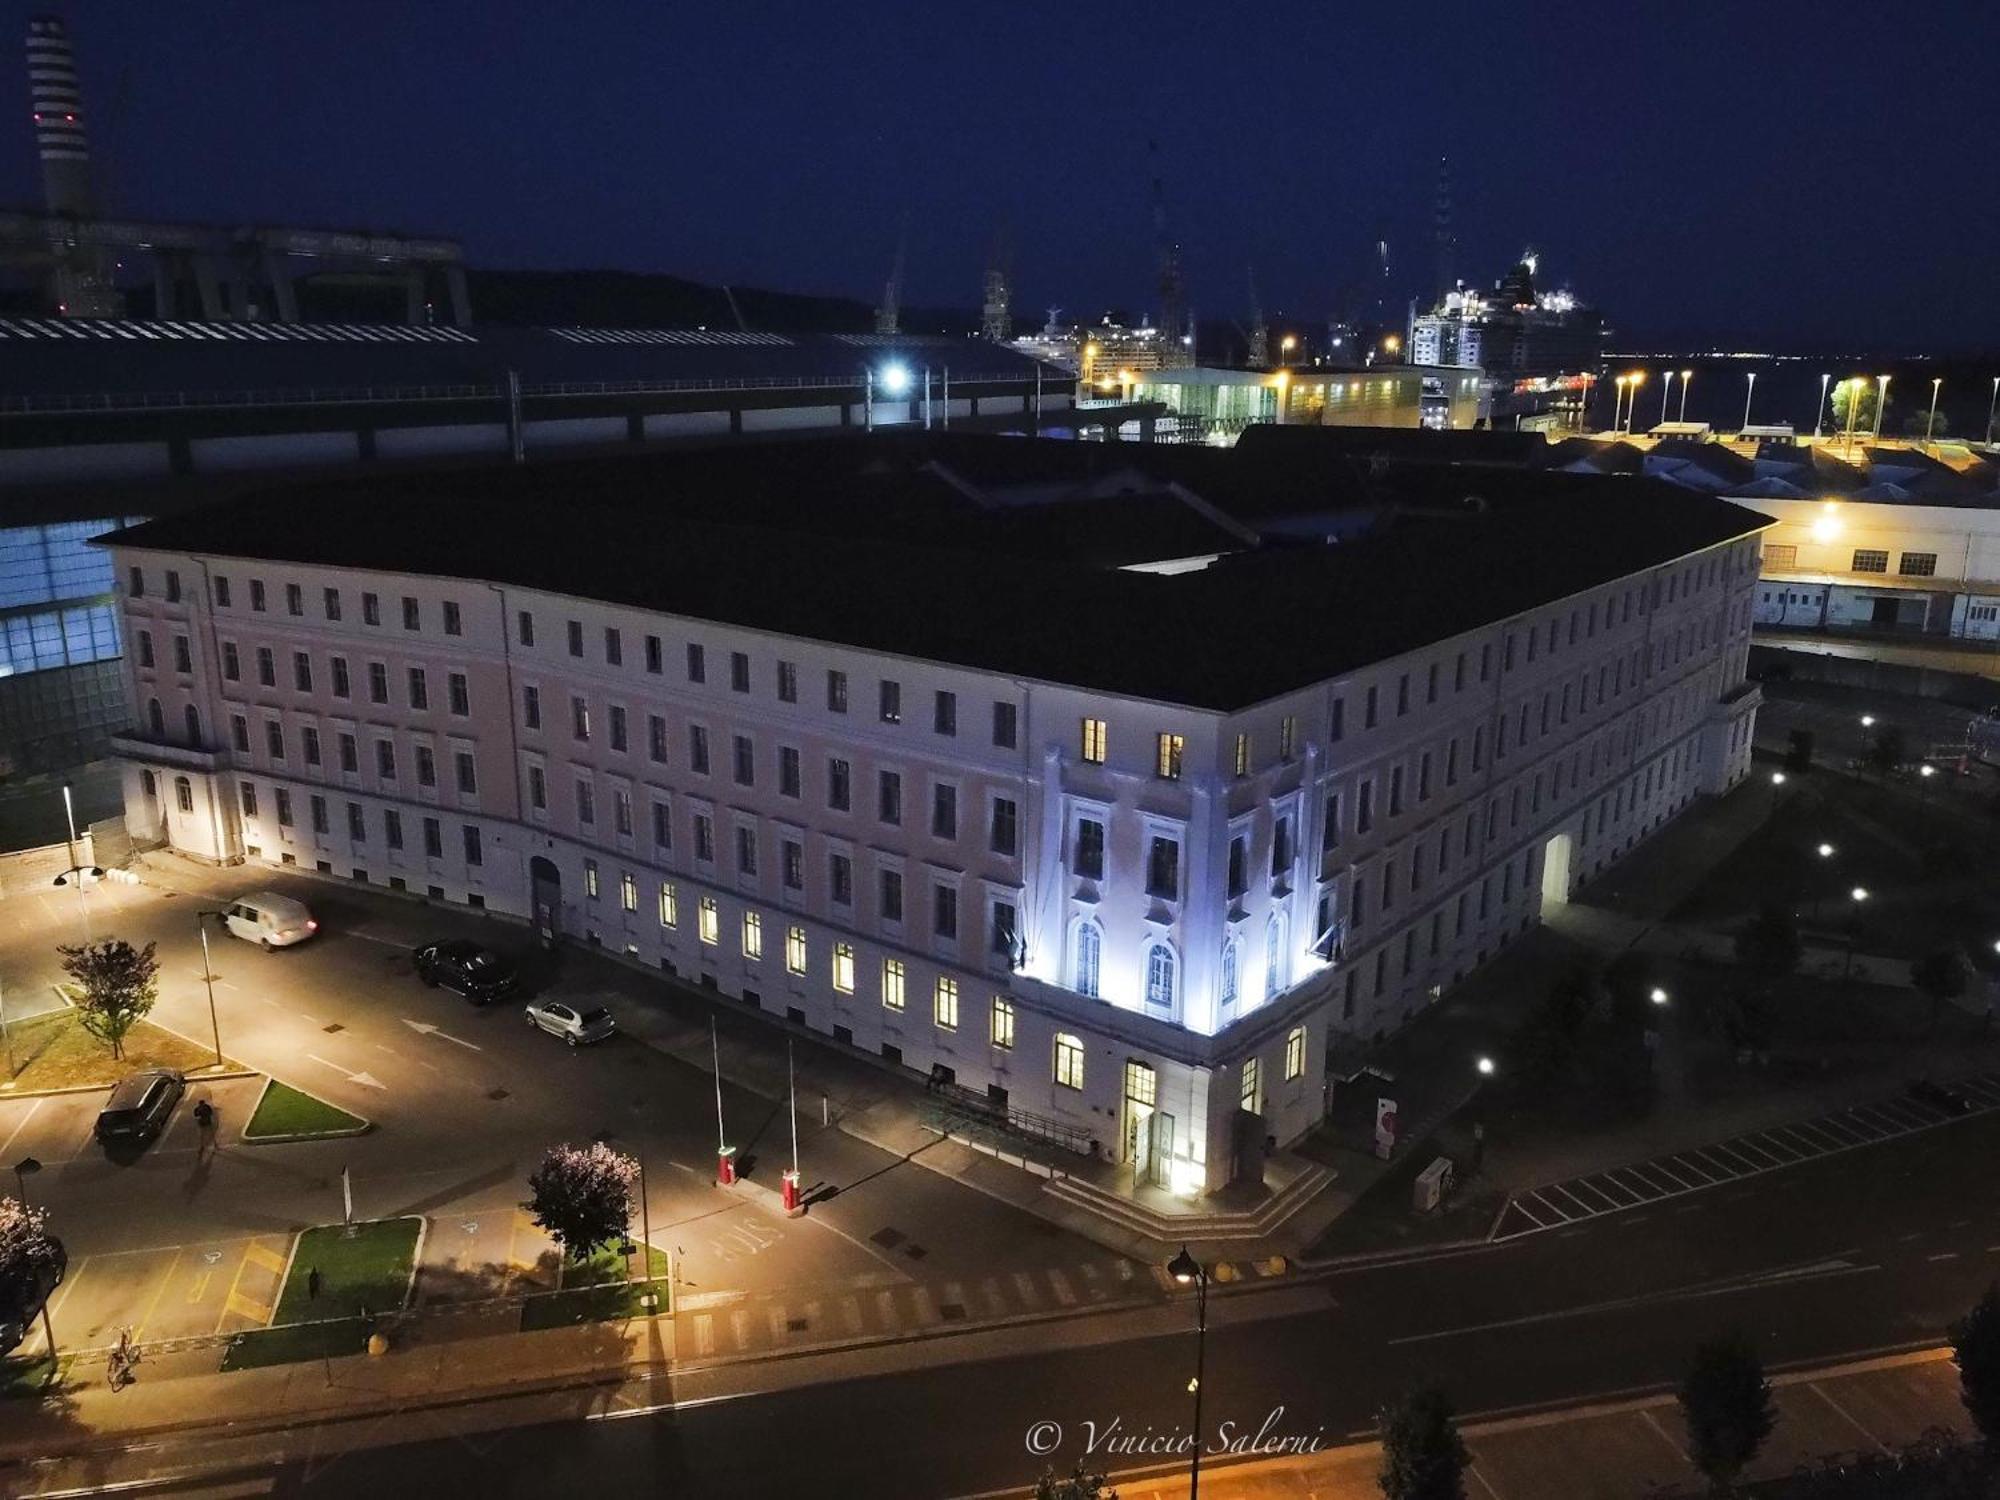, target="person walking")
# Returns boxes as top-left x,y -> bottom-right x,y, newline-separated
193,1098 -> 217,1158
